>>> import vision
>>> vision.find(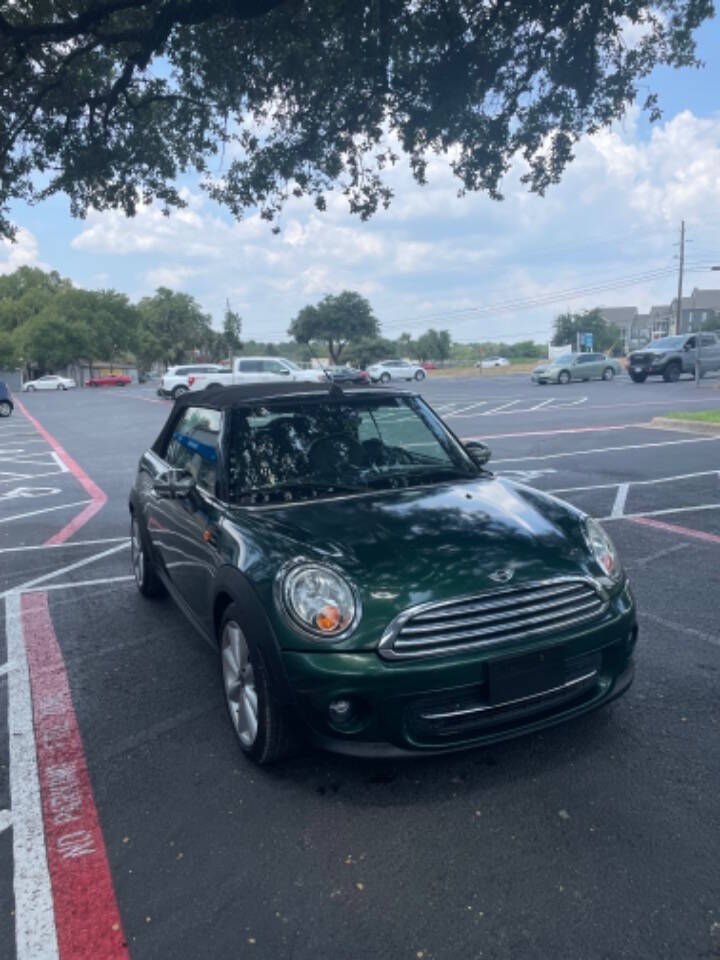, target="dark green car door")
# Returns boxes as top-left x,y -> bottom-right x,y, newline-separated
149,405 -> 226,634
